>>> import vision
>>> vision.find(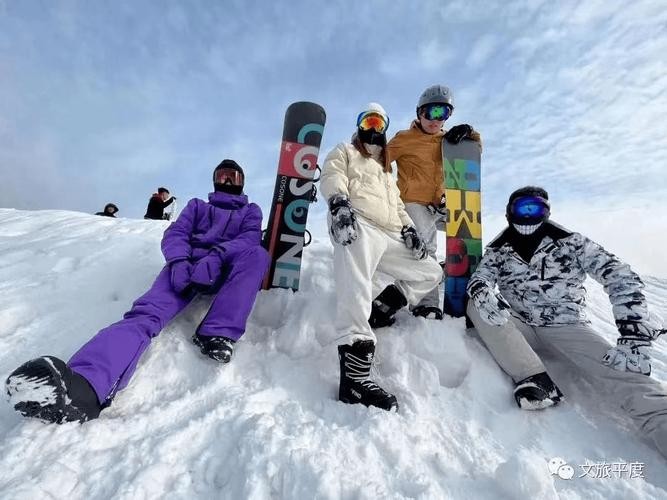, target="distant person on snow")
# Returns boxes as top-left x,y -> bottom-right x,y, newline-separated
144,187 -> 176,220
95,203 -> 119,218
6,160 -> 270,424
386,84 -> 481,320
320,102 -> 442,412
466,185 -> 667,456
